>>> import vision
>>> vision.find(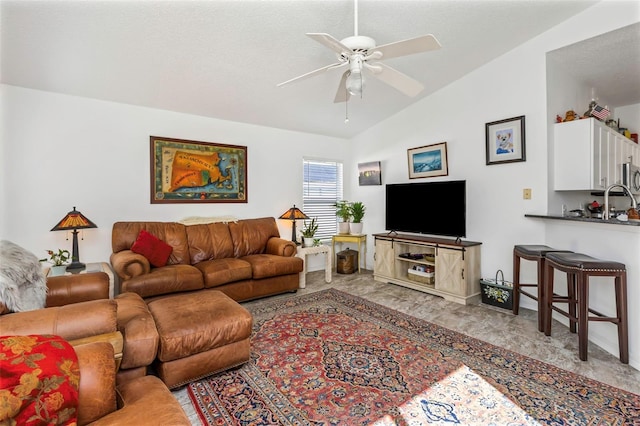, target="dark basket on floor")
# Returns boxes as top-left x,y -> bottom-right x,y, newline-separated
480,269 -> 513,310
